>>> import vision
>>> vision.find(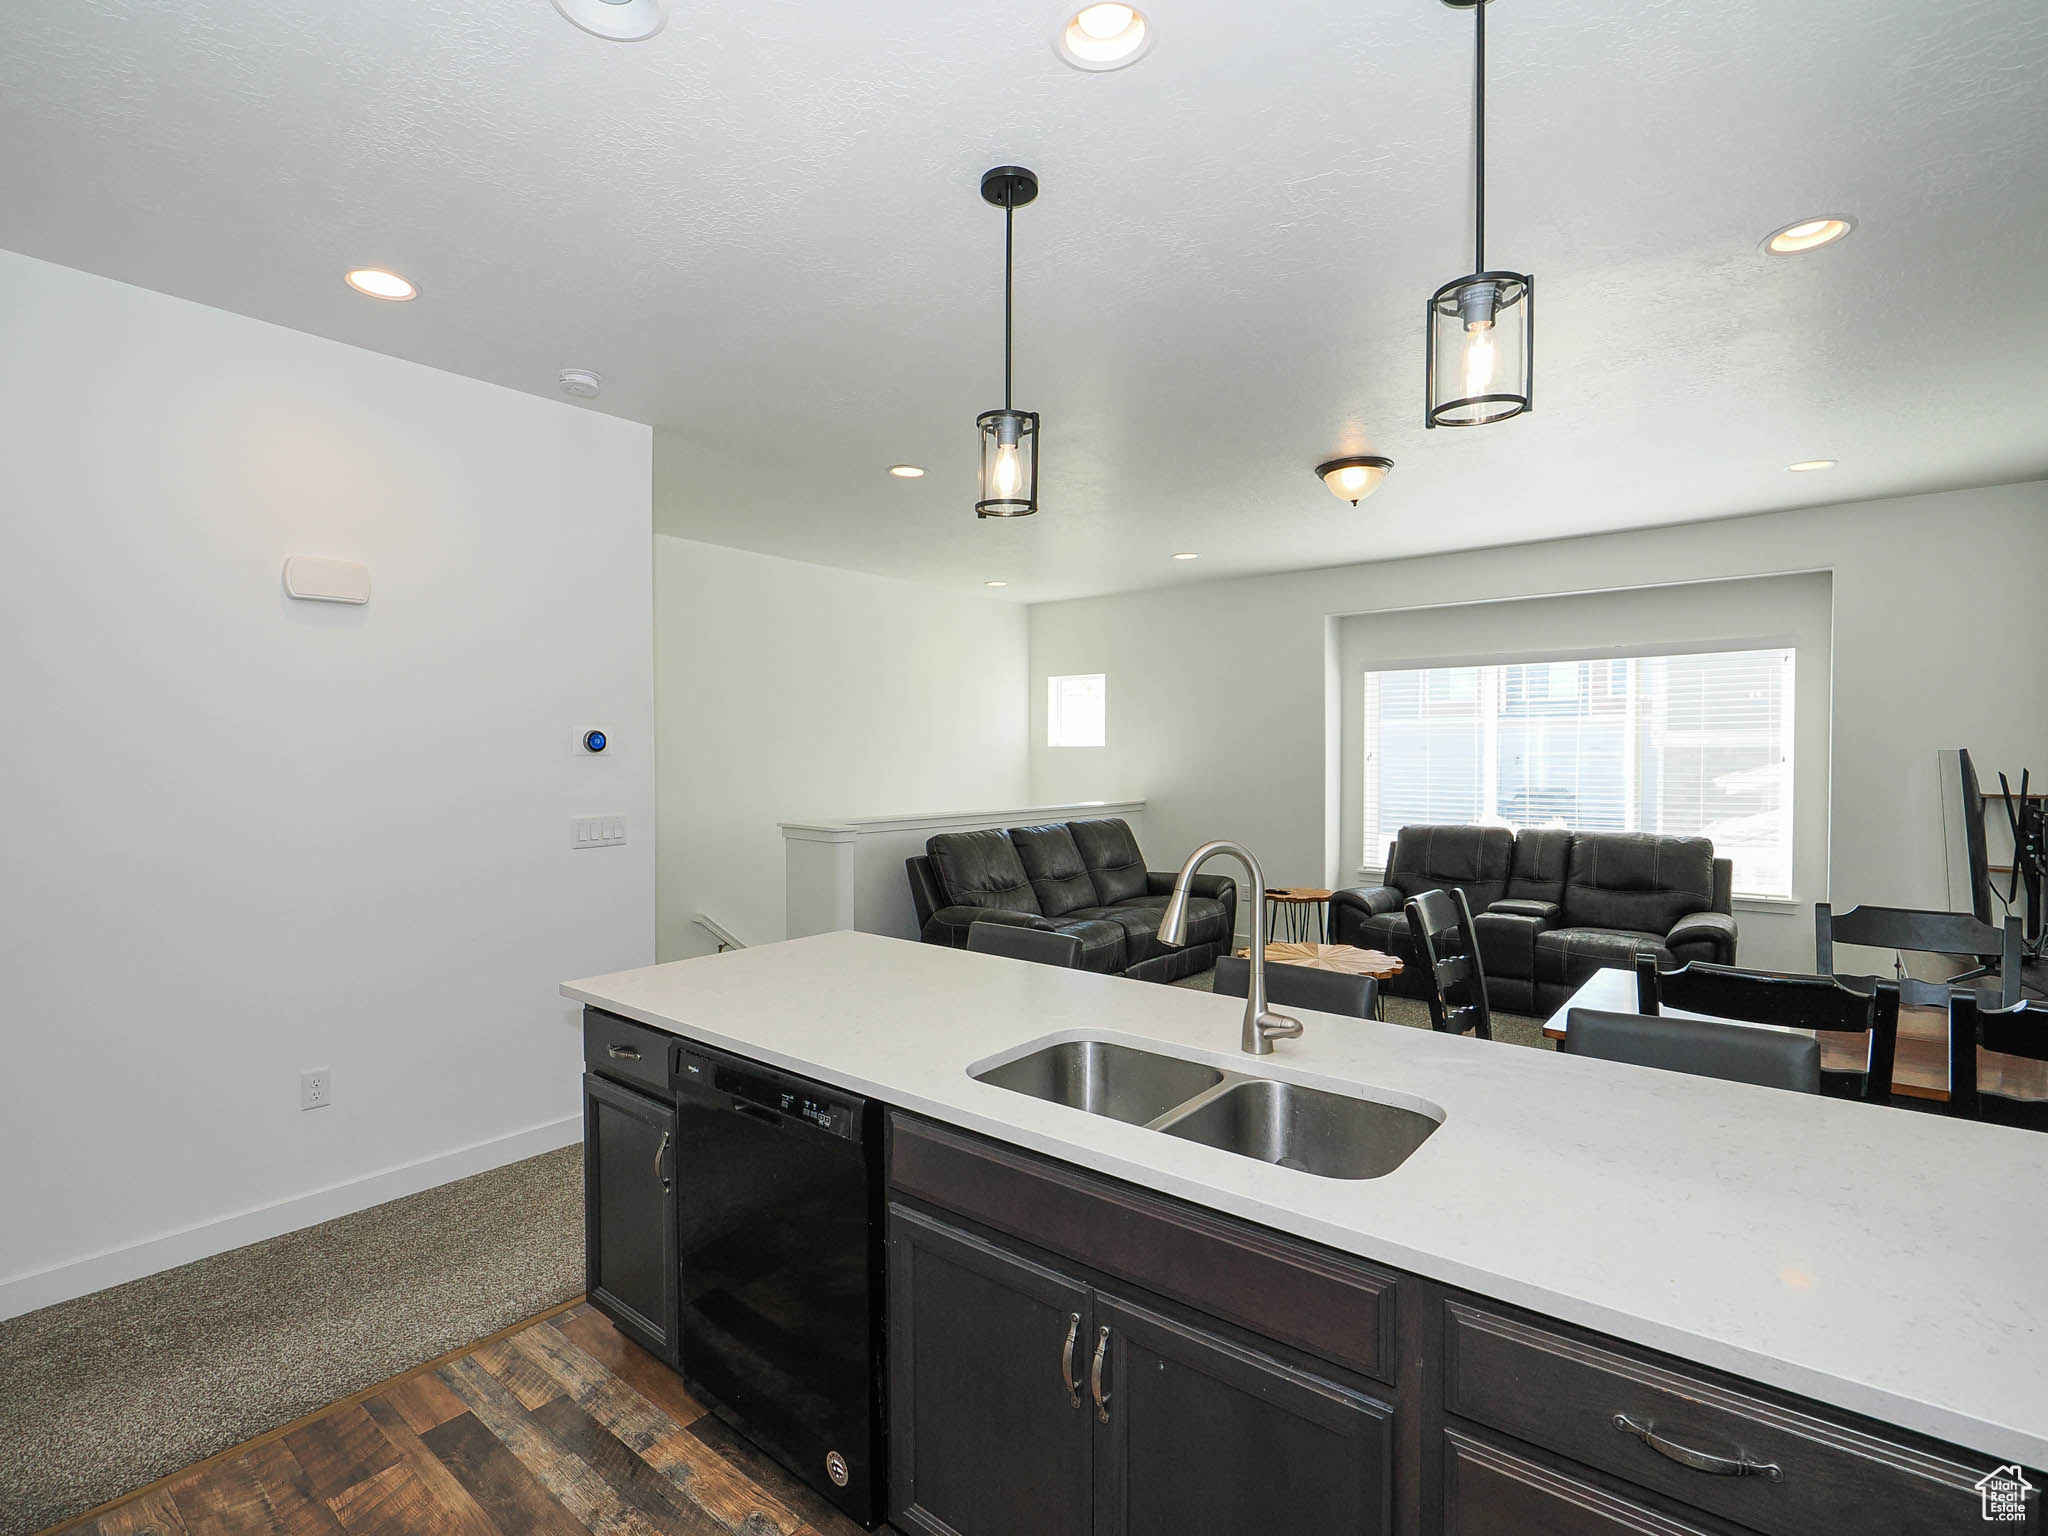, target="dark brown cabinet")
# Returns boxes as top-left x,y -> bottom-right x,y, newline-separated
582,1070 -> 679,1365
887,1202 -> 1393,1536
